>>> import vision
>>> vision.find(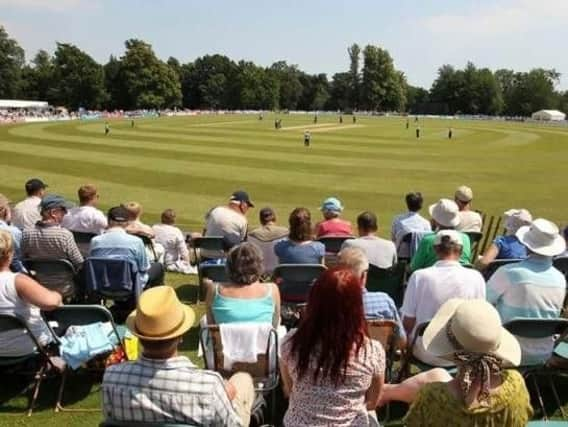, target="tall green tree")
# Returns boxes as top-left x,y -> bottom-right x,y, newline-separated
328,72 -> 351,111
360,45 -> 405,111
298,73 -> 330,110
0,26 -> 25,99
269,61 -> 303,110
234,61 -> 278,109
406,85 -> 429,113
20,50 -> 54,101
347,43 -> 361,109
